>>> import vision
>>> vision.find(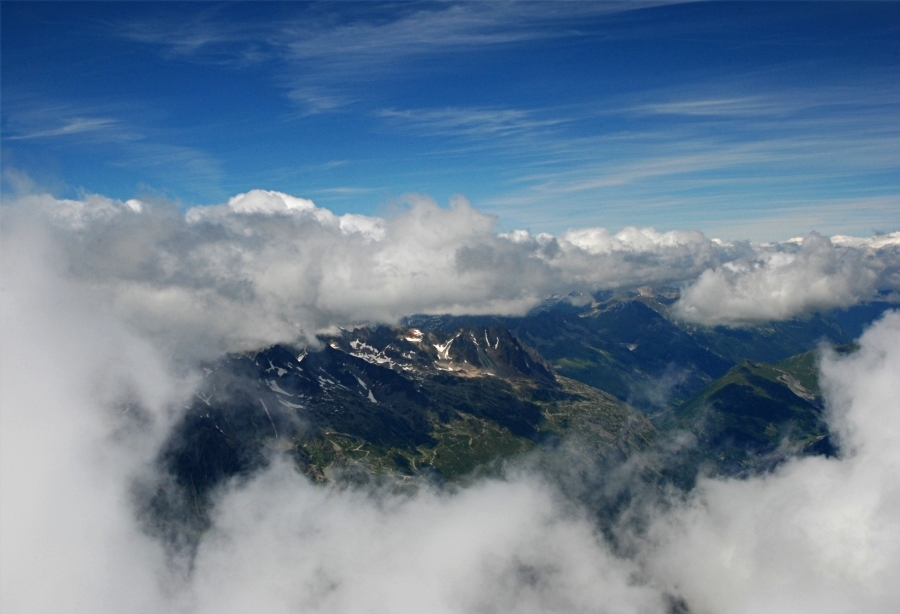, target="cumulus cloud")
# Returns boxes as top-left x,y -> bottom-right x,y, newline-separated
0,212 -> 178,612
7,189 -> 736,356
639,311 -> 900,613
674,232 -> 900,326
185,465 -> 665,614
0,216 -> 660,612
10,188 -> 897,360
2,188 -> 900,613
